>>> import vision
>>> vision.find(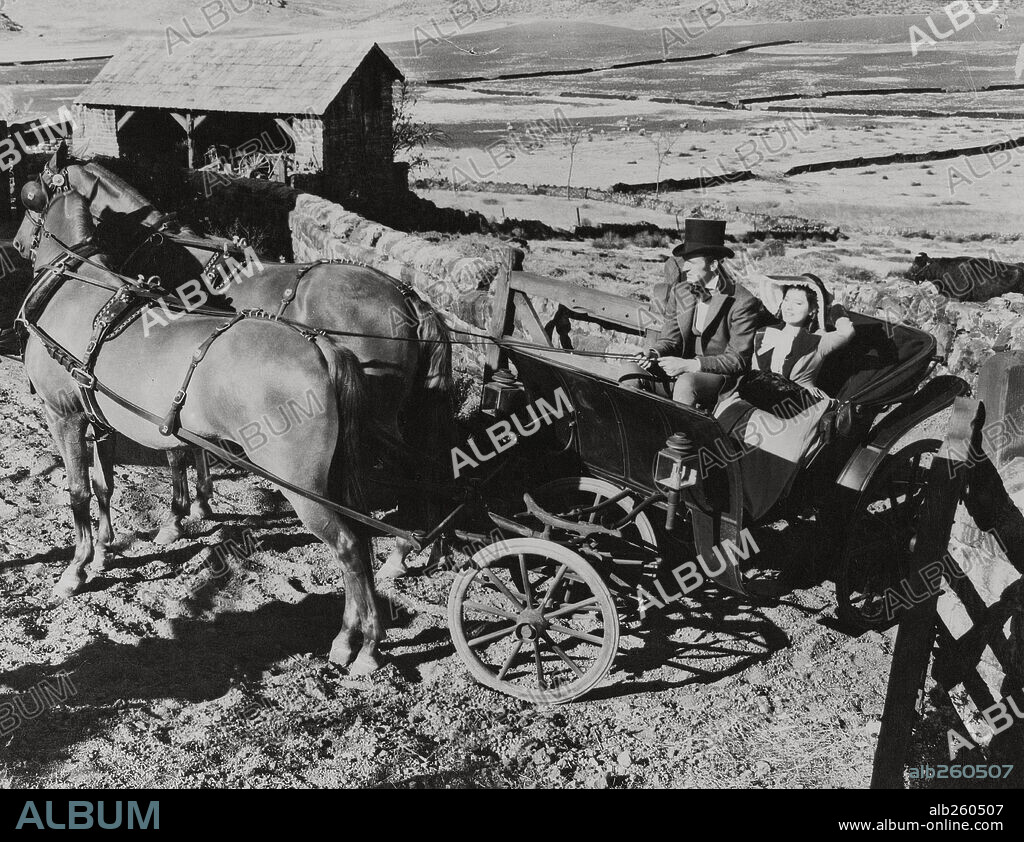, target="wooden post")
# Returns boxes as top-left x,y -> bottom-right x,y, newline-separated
116,109 -> 136,133
186,113 -> 196,169
871,398 -> 985,788
485,246 -> 524,381
170,112 -> 207,169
